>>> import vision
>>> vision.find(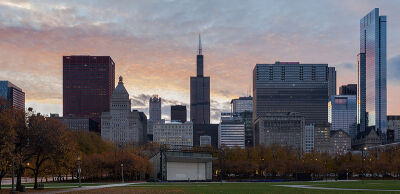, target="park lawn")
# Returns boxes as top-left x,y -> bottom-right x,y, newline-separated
65,181 -> 400,194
